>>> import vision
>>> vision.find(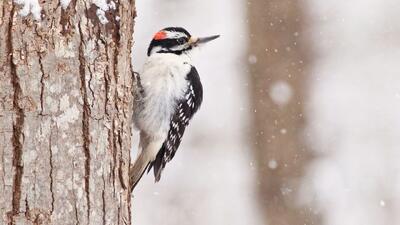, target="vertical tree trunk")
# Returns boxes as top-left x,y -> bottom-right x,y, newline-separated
0,0 -> 136,224
247,1 -> 318,224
